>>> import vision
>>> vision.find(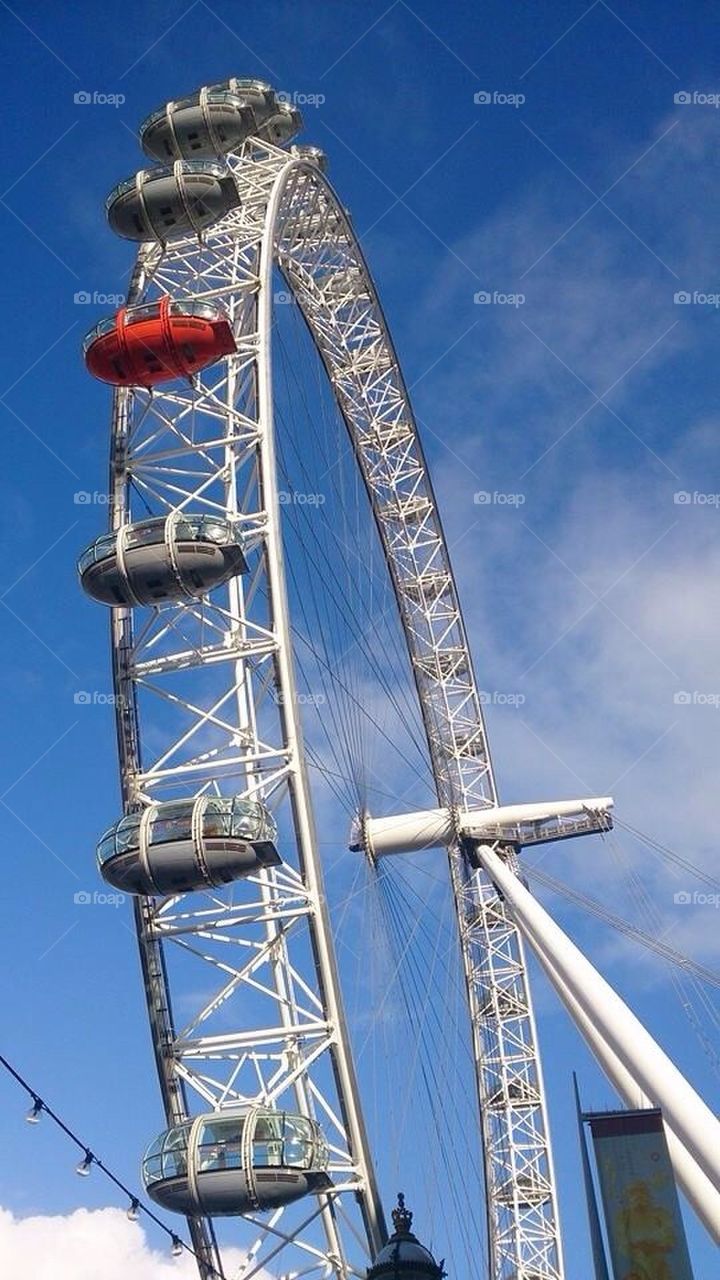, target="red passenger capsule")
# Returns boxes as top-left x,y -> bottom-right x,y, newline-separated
83,296 -> 236,387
